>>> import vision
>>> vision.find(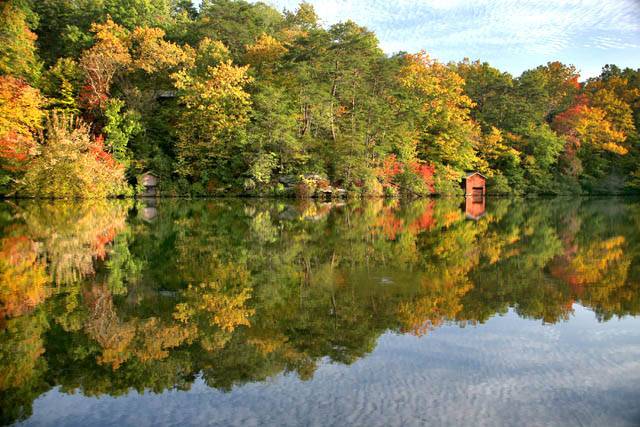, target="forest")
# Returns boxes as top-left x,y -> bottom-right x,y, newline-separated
1,0 -> 639,197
